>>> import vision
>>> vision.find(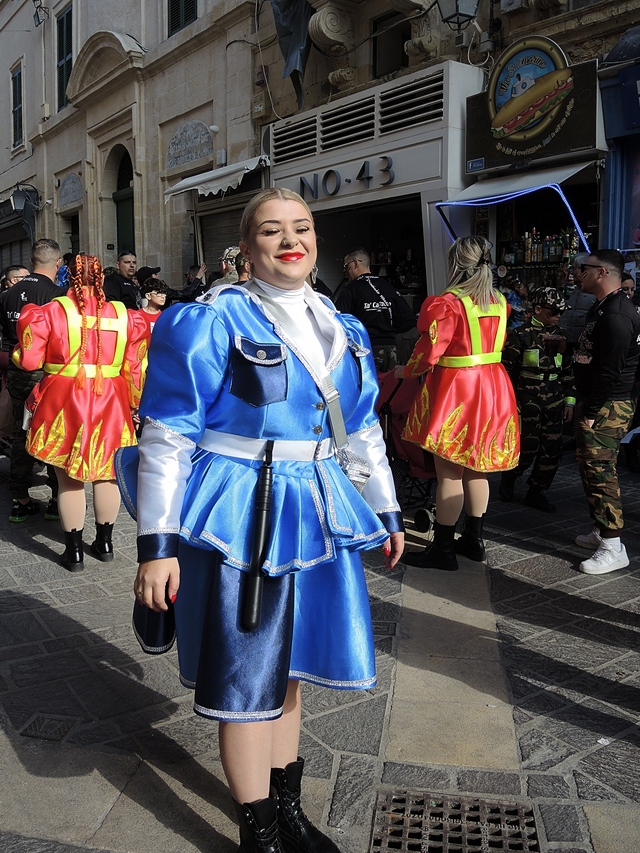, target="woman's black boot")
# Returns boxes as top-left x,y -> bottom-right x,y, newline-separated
61,529 -> 84,572
234,797 -> 283,853
90,522 -> 114,562
454,515 -> 486,562
402,522 -> 458,571
271,758 -> 341,853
